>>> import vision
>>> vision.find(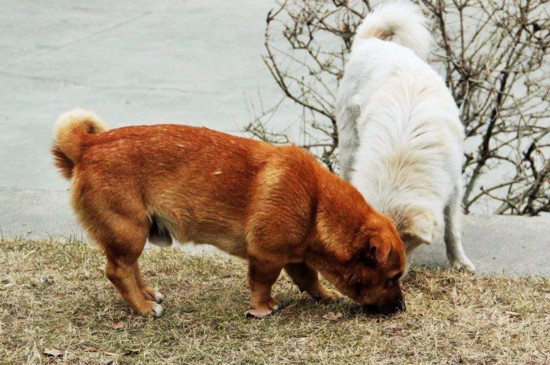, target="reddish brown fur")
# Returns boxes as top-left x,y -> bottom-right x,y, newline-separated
52,117 -> 406,317
52,145 -> 74,179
